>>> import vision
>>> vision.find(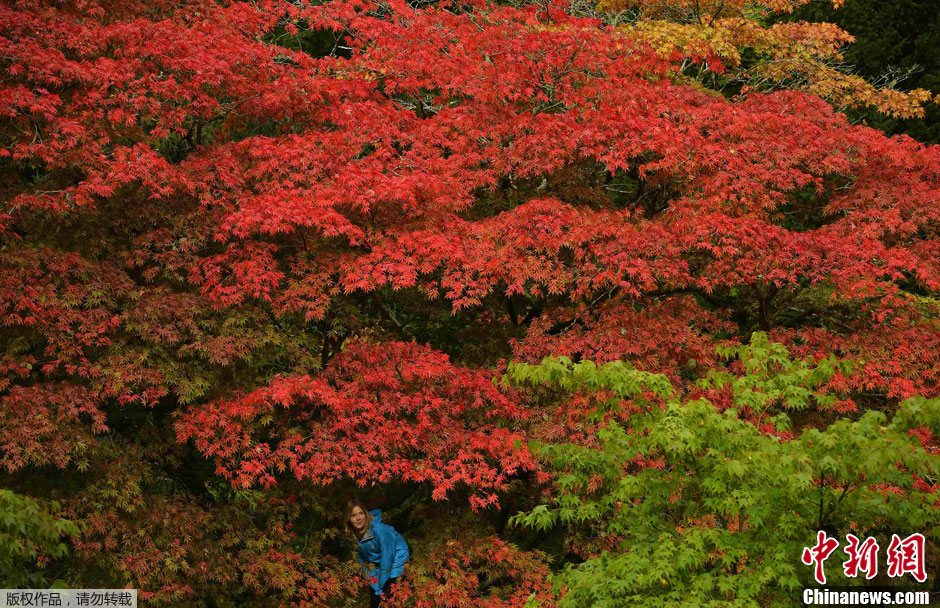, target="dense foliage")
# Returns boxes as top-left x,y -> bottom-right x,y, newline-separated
611,0 -> 938,122
783,0 -> 940,144
1,0 -> 938,605
508,343 -> 940,606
